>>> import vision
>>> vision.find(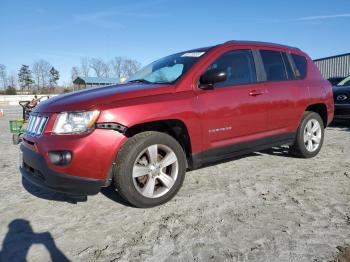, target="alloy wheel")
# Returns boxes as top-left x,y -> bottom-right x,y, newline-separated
303,119 -> 322,152
132,144 -> 179,198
